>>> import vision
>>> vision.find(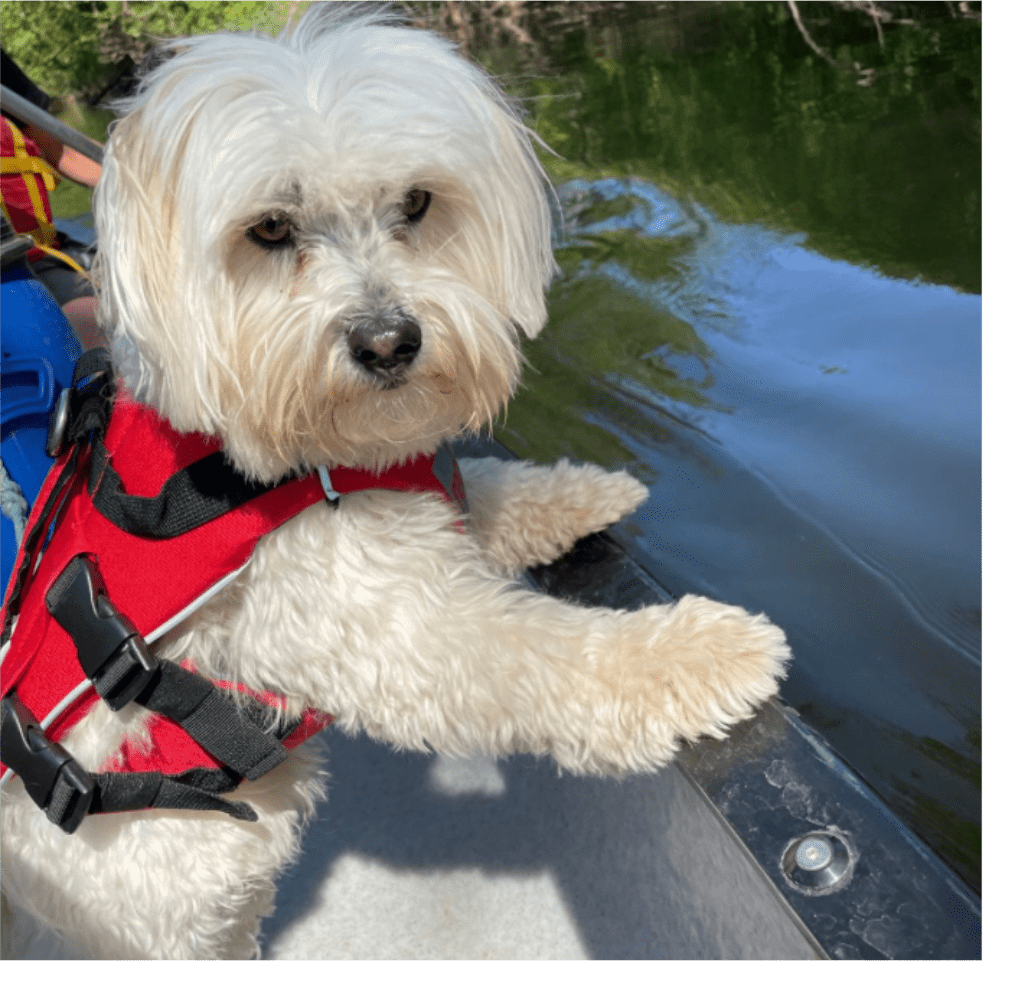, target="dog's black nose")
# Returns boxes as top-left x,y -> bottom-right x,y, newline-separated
347,315 -> 422,379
